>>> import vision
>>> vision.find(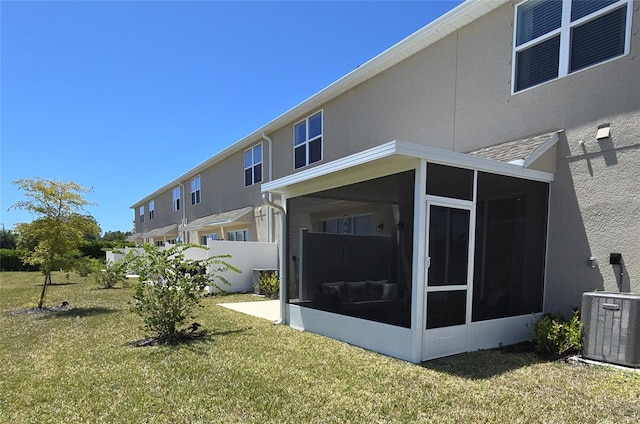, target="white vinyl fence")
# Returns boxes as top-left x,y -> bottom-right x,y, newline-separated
106,241 -> 278,293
